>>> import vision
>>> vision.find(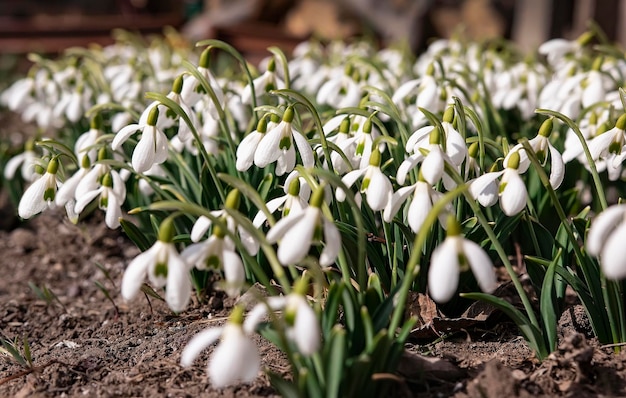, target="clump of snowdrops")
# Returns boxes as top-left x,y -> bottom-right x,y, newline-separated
4,26 -> 626,394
